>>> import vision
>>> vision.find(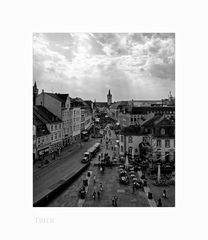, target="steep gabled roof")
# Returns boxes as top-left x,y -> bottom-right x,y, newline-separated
46,93 -> 65,103
55,93 -> 69,103
141,115 -> 162,127
33,110 -> 51,137
33,106 -> 62,124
